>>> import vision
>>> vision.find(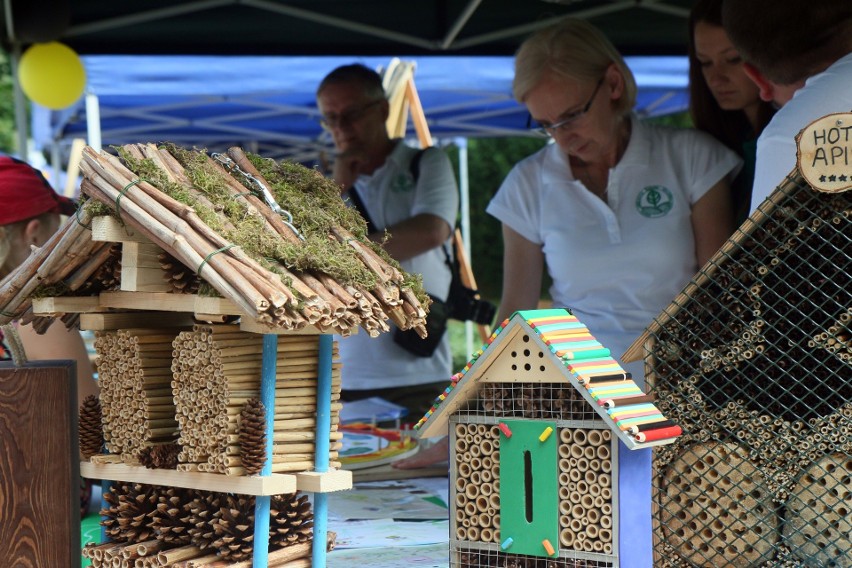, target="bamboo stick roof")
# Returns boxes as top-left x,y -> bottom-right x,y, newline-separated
414,308 -> 681,450
0,144 -> 429,337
